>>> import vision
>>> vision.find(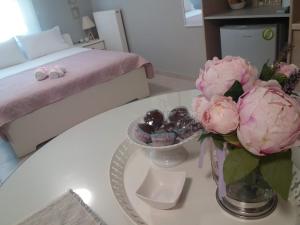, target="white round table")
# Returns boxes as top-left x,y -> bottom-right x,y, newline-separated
0,90 -> 298,225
